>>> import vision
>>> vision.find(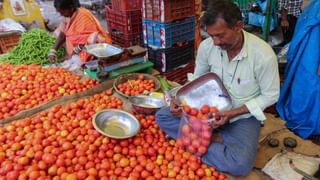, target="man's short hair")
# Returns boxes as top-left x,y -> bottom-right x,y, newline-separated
201,0 -> 242,27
